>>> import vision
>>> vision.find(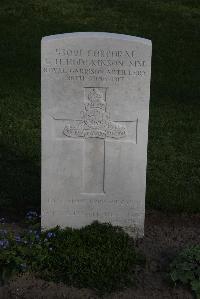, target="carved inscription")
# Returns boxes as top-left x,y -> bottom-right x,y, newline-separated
42,47 -> 147,83
63,88 -> 127,139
